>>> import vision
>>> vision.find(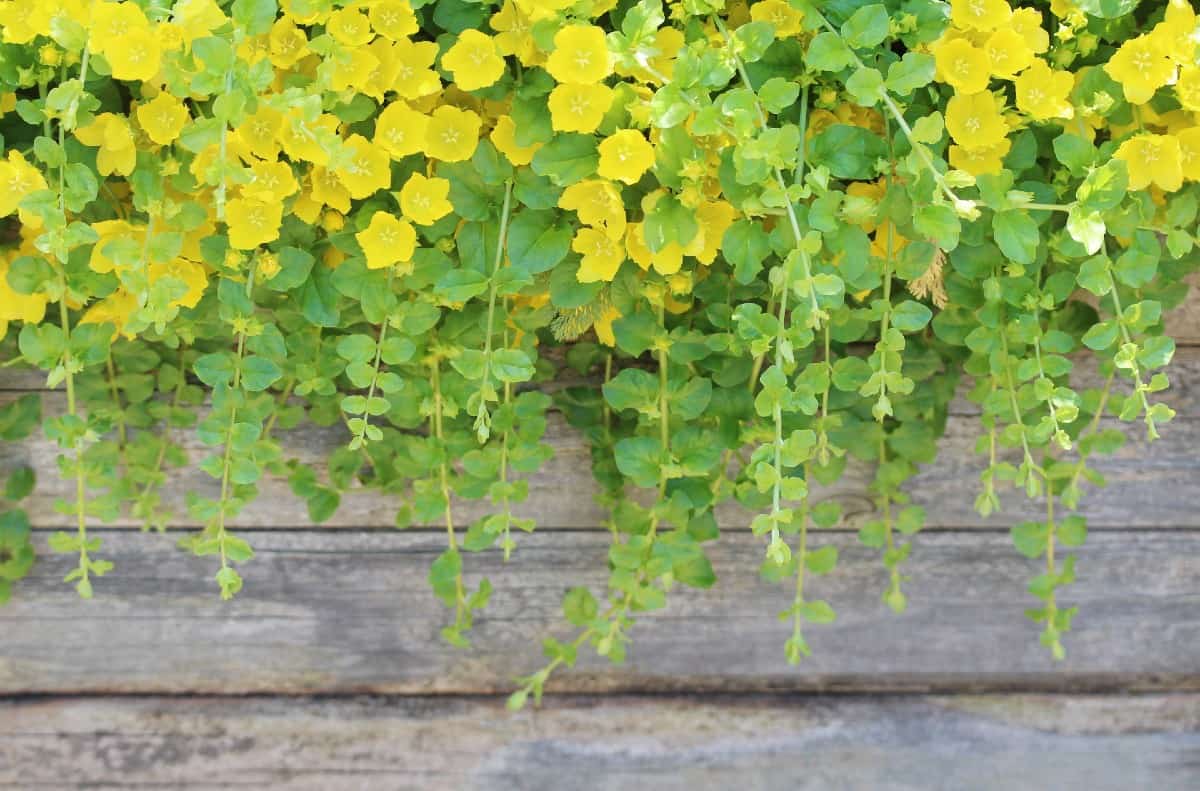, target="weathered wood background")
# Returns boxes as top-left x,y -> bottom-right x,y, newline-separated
1,296 -> 1198,789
